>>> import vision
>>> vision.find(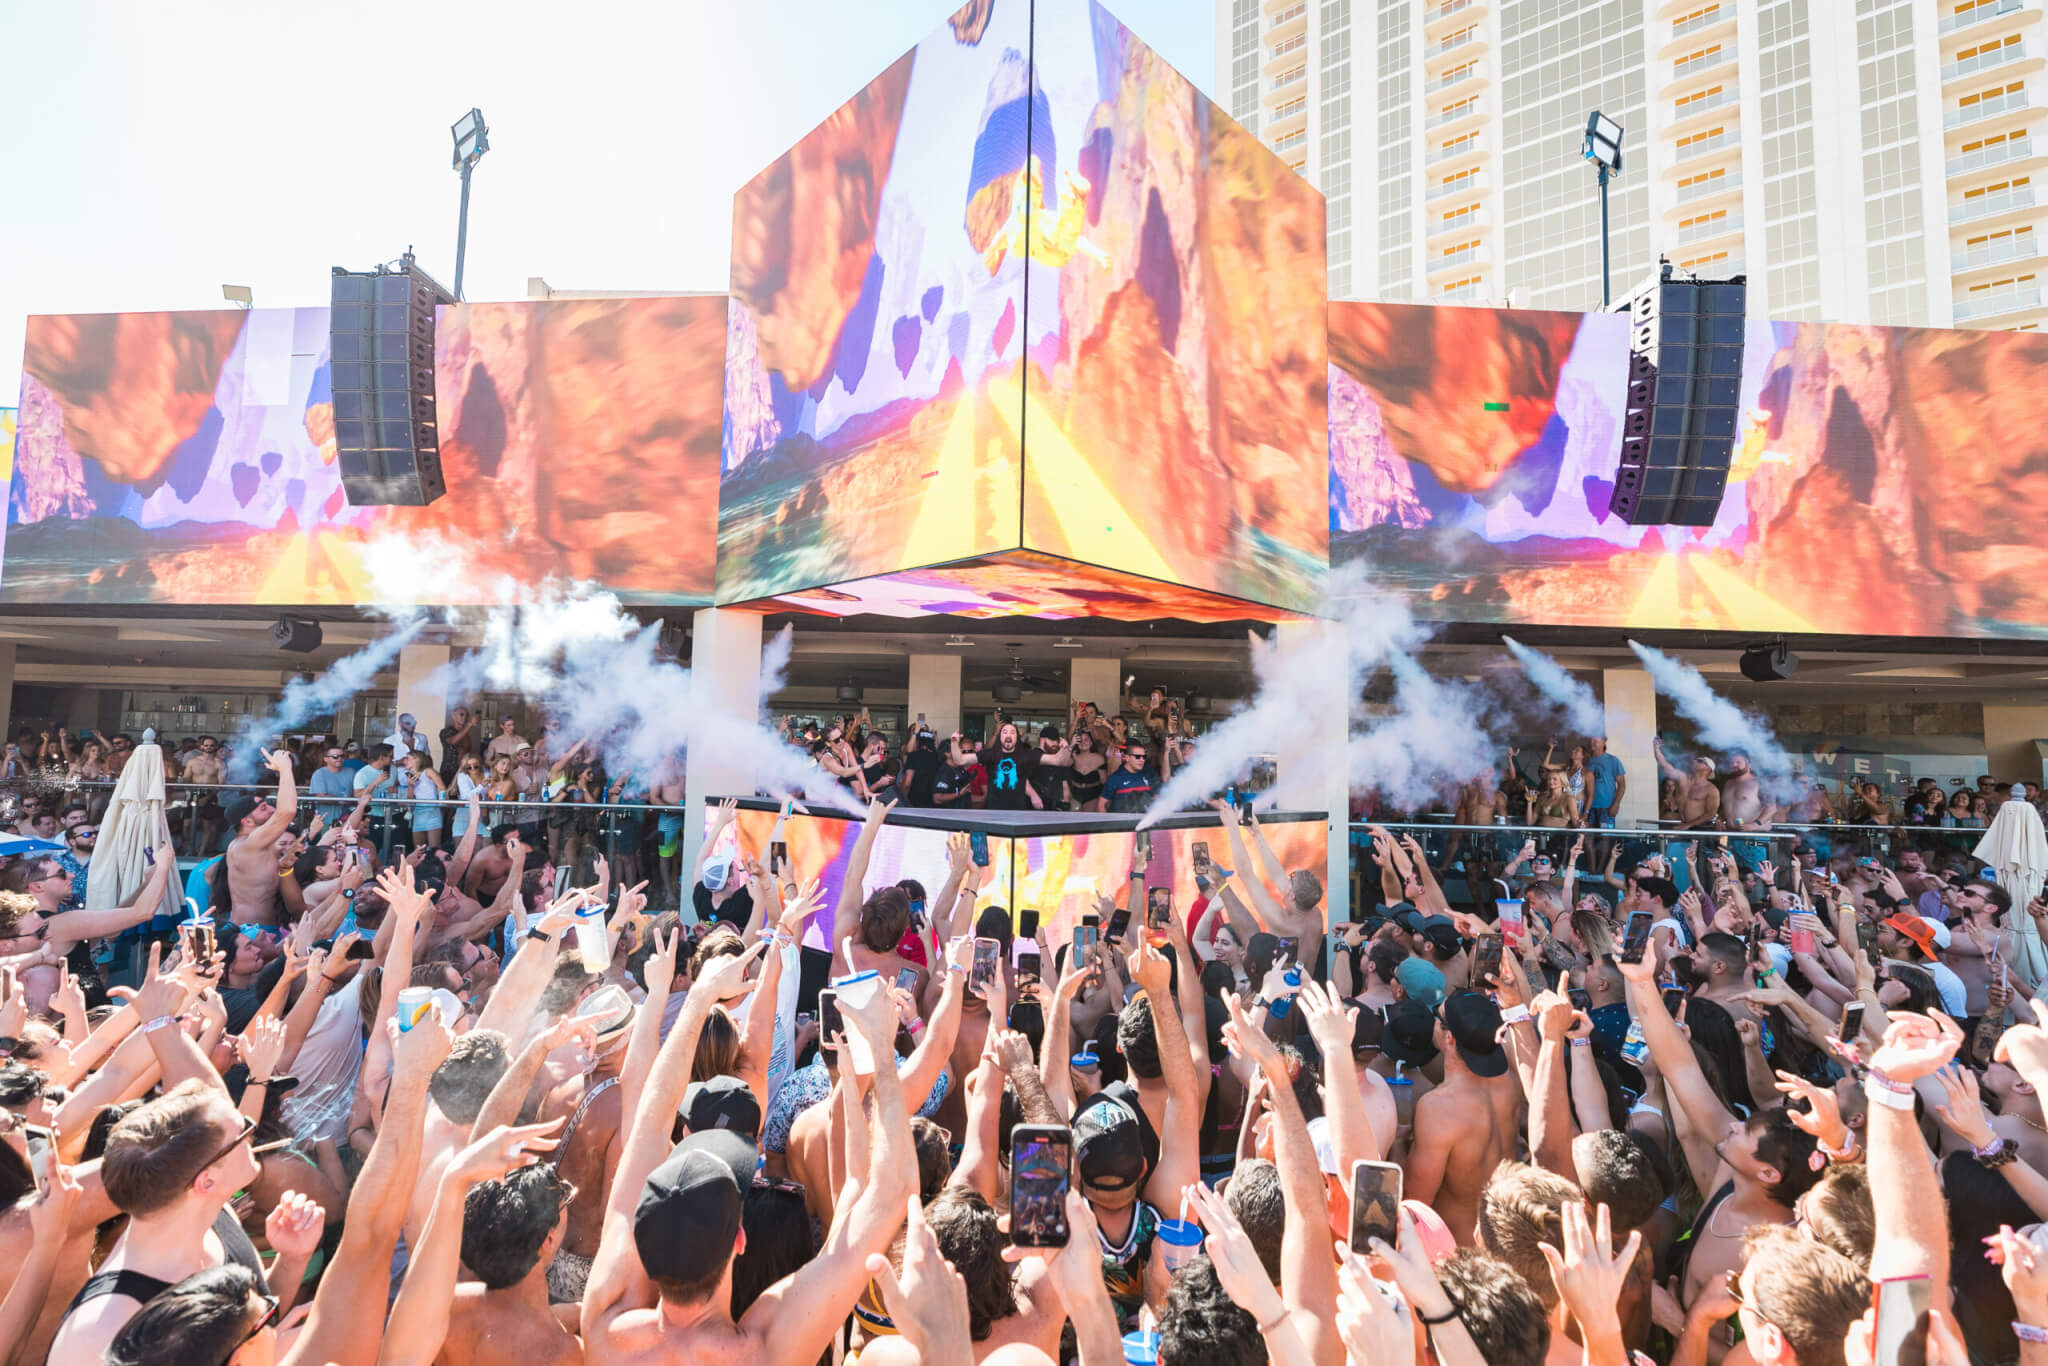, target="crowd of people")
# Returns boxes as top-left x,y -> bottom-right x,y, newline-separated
0,716 -> 2043,1366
